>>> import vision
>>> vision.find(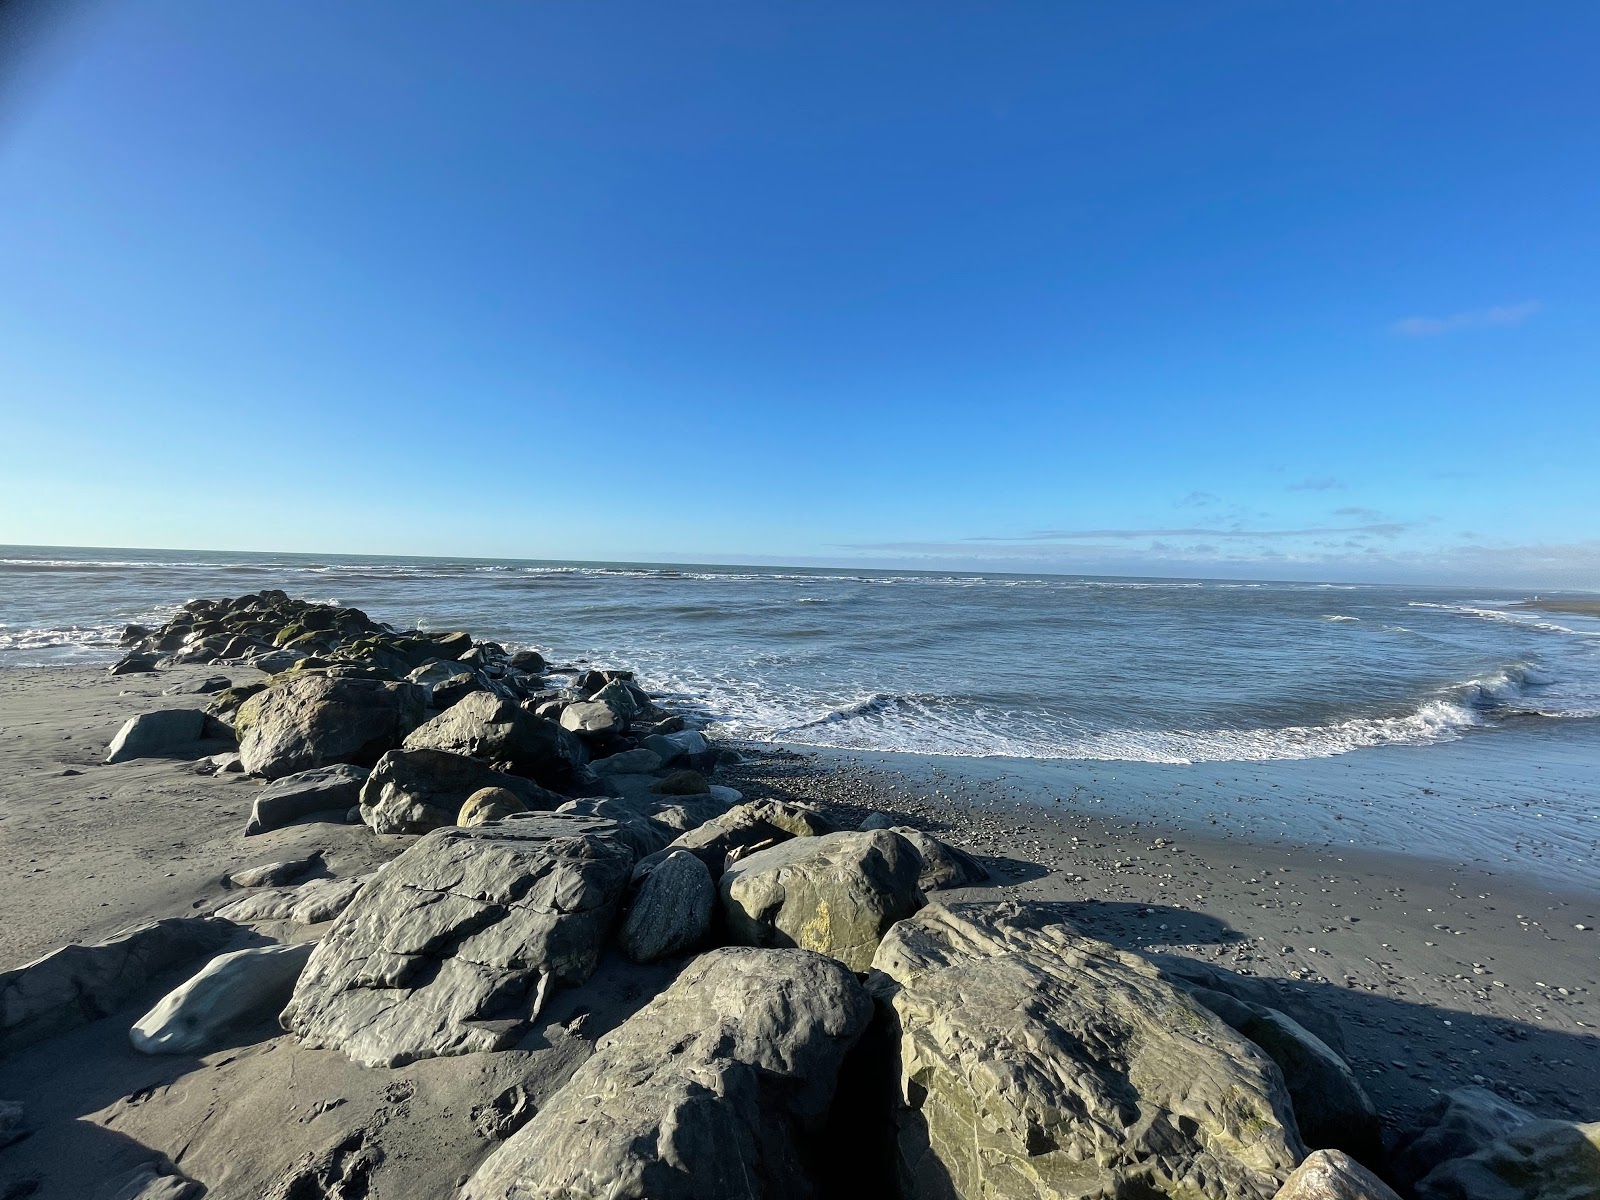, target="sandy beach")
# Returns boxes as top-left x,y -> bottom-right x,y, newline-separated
1,658 -> 1597,1197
